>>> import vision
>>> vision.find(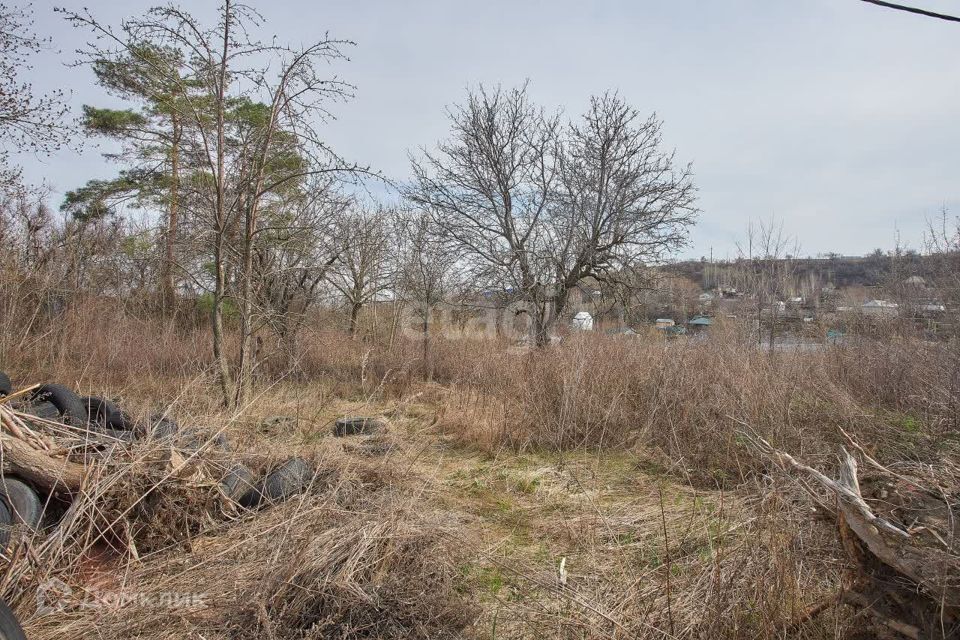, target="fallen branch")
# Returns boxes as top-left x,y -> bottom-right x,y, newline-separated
0,430 -> 86,492
738,429 -> 908,537
737,423 -> 960,634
